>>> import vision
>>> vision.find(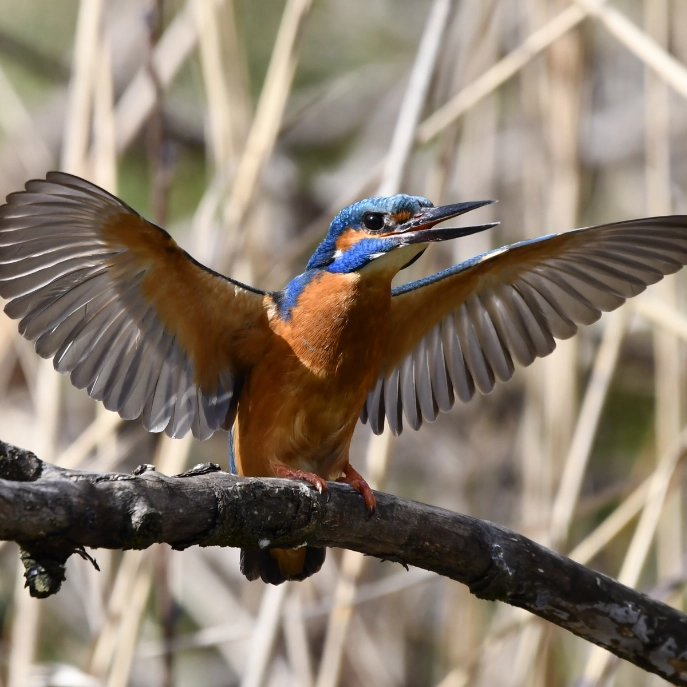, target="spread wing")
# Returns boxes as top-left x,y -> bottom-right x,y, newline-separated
361,217 -> 687,435
0,172 -> 271,439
